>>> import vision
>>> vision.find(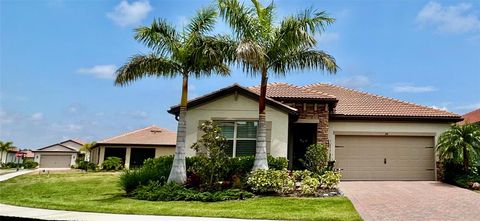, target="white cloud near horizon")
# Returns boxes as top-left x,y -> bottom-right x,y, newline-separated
107,0 -> 152,27
393,84 -> 437,93
416,1 -> 480,34
77,65 -> 117,79
333,75 -> 373,89
30,112 -> 44,121
318,32 -> 340,44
